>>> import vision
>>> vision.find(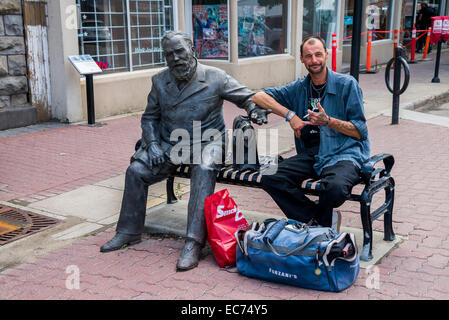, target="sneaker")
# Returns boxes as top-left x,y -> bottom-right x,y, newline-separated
331,210 -> 341,233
